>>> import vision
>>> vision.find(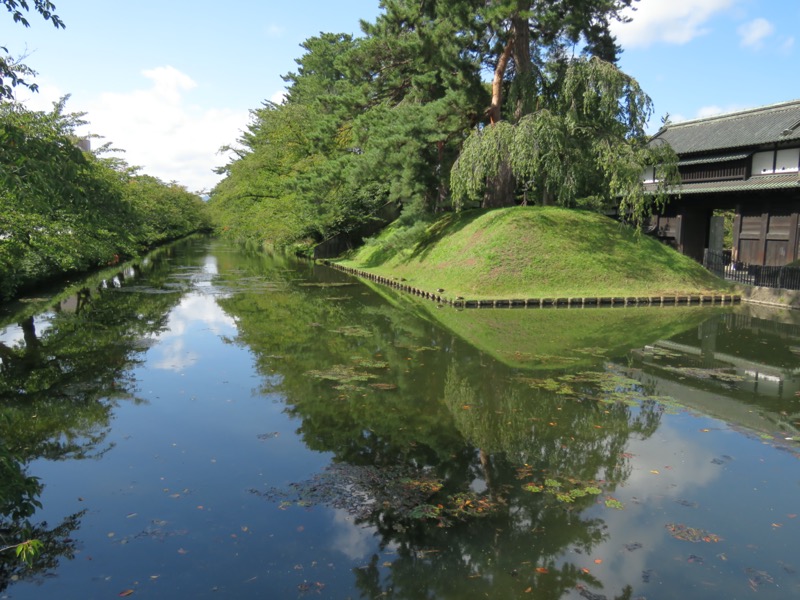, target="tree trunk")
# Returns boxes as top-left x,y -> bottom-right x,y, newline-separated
511,14 -> 533,121
482,159 -> 516,208
488,39 -> 514,125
